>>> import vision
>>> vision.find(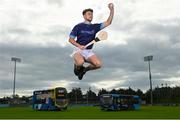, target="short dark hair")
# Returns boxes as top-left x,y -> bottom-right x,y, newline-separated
82,8 -> 93,15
